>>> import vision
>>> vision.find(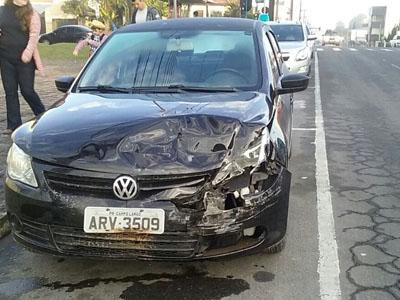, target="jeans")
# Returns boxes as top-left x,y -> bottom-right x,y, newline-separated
0,57 -> 45,130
